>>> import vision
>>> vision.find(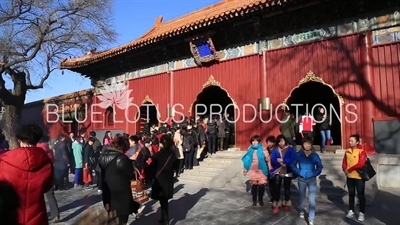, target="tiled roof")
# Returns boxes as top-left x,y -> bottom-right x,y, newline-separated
60,0 -> 286,69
